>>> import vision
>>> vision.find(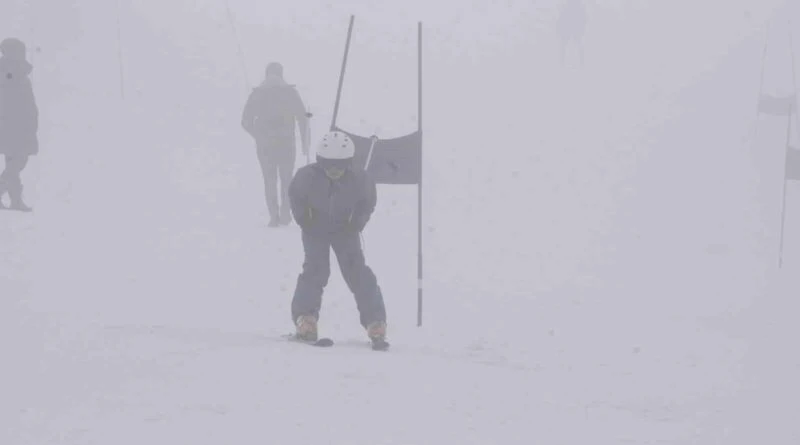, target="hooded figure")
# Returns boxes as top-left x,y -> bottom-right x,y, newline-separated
0,37 -> 38,211
241,62 -> 309,226
287,130 -> 388,346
